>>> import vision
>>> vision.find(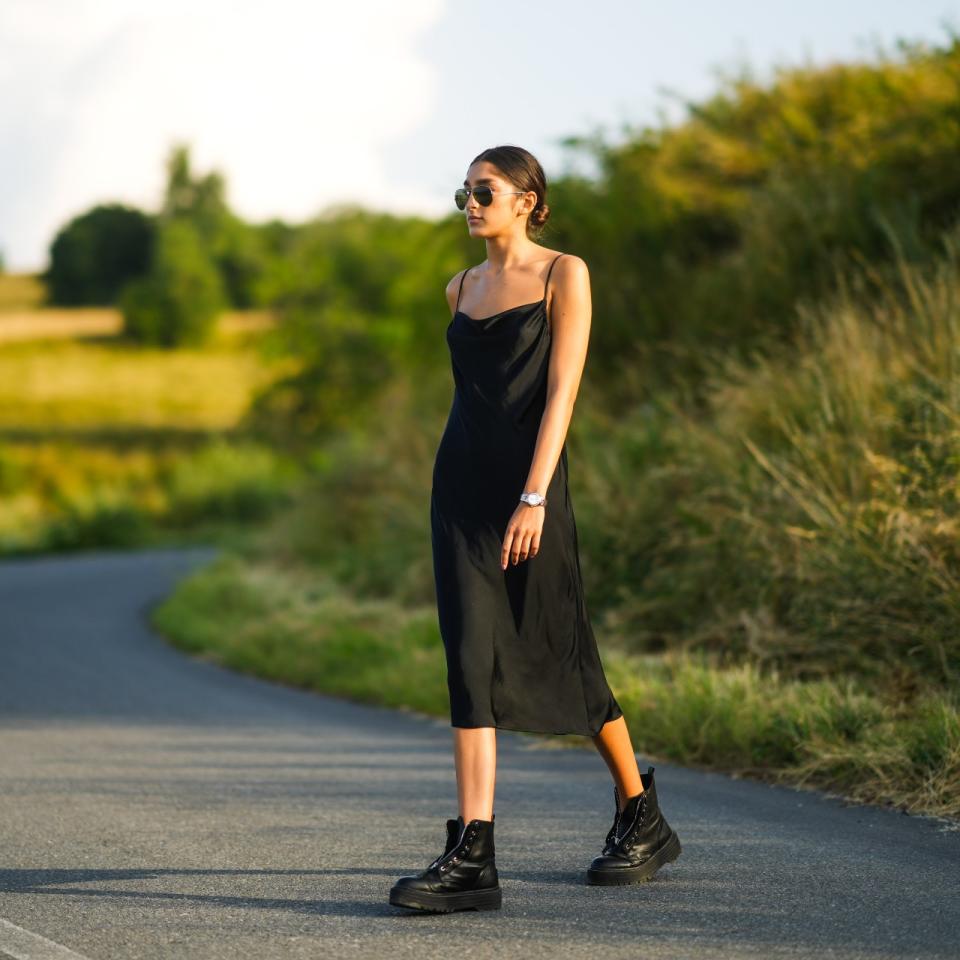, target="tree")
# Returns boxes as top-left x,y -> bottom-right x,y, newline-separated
161,143 -> 266,307
120,217 -> 225,347
43,204 -> 154,305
